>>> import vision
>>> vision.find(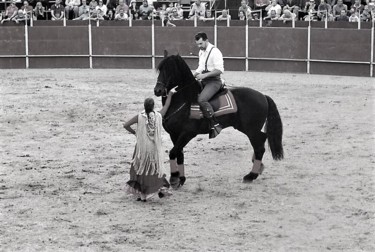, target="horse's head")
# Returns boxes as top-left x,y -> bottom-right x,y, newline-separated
154,55 -> 181,97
